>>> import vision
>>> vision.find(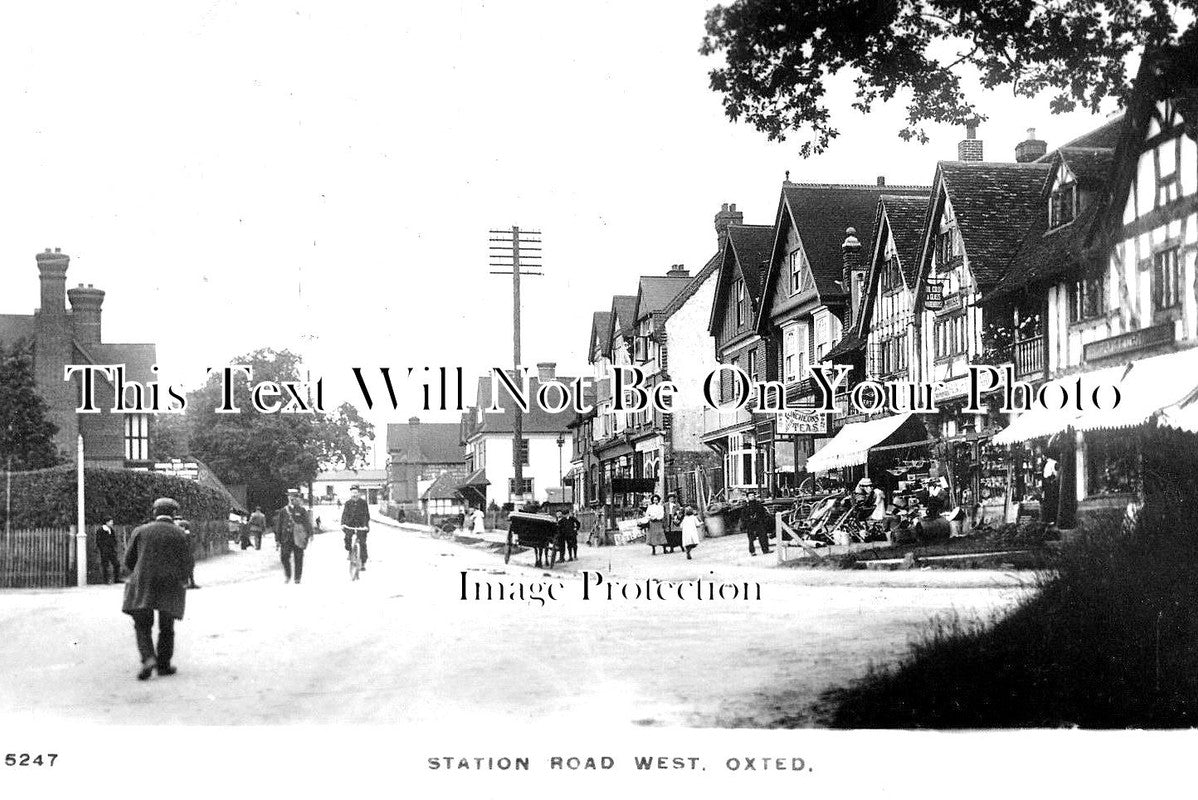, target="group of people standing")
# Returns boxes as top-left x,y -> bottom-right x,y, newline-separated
641,493 -> 703,560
